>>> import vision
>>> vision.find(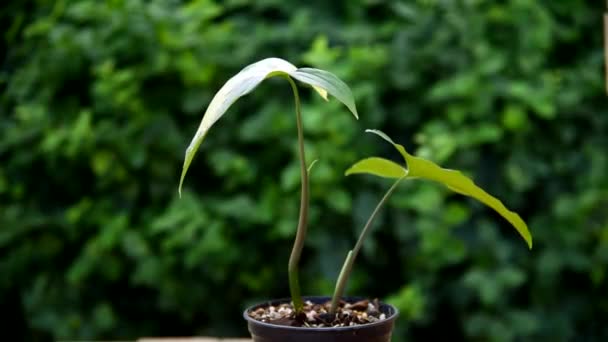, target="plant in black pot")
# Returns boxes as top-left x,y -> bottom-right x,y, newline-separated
179,58 -> 532,342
